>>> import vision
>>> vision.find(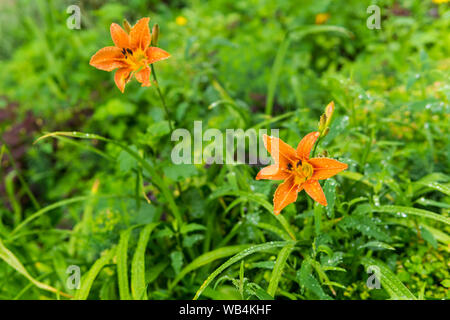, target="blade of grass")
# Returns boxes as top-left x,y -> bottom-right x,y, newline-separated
0,238 -> 71,298
360,257 -> 417,300
117,227 -> 136,300
35,131 -> 182,230
209,190 -> 296,240
170,244 -> 250,289
193,241 -> 296,300
1,139 -> 40,210
267,242 -> 294,297
372,205 -> 450,226
265,25 -> 352,115
131,223 -> 159,300
75,248 -> 116,300
10,194 -> 119,237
